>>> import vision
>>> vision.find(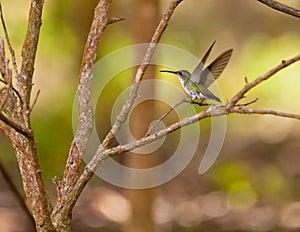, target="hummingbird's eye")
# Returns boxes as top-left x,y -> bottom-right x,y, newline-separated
177,71 -> 182,75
